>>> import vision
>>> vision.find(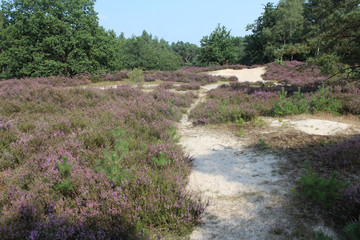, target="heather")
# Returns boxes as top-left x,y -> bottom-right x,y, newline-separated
263,61 -> 326,86
0,78 -> 207,238
144,69 -> 220,85
189,84 -> 278,125
189,81 -> 343,125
